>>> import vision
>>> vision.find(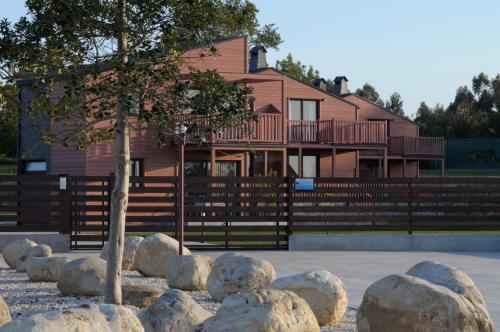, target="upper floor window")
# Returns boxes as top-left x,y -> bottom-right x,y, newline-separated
289,100 -> 318,121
